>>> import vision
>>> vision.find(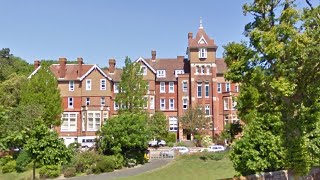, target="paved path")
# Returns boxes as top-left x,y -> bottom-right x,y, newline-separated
69,160 -> 172,180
